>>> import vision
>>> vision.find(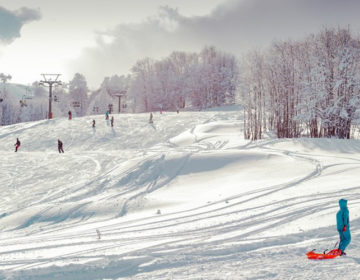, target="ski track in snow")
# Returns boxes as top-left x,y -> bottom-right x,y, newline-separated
0,109 -> 360,279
